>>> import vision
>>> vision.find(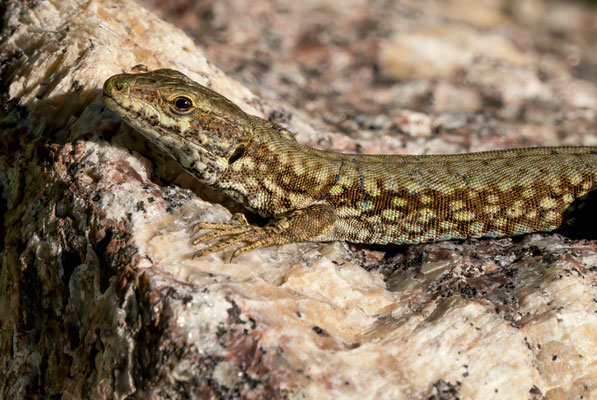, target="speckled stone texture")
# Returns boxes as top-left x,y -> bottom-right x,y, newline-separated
0,0 -> 596,399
